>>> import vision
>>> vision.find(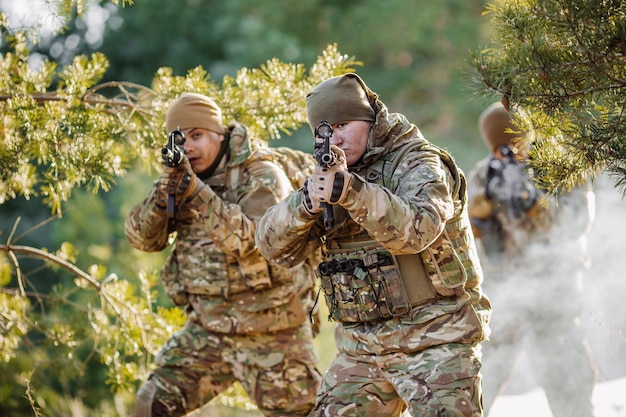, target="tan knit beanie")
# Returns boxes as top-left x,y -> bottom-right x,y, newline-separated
306,73 -> 375,132
478,101 -> 523,151
165,92 -> 224,134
